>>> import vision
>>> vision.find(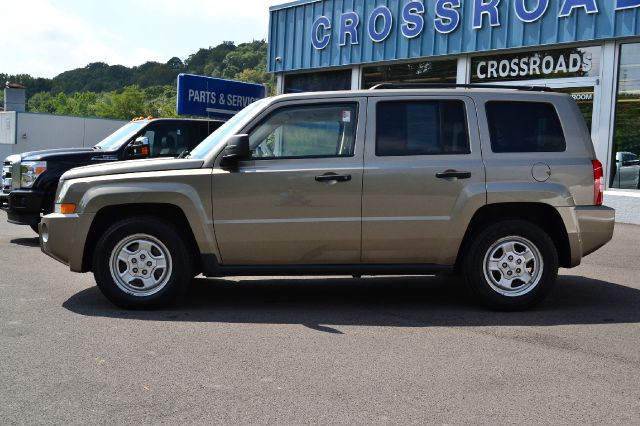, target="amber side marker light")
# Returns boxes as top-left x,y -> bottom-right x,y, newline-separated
59,204 -> 77,214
